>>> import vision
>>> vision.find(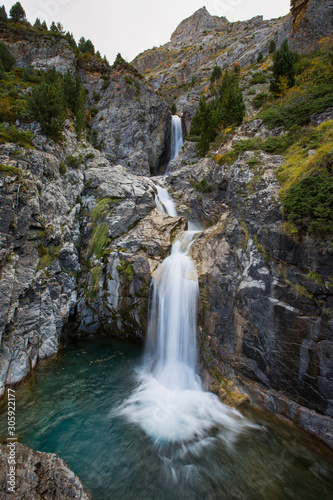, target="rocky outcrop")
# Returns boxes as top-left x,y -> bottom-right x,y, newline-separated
289,0 -> 333,53
0,442 -> 92,499
87,65 -> 171,176
0,24 -> 76,74
0,122 -> 183,397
